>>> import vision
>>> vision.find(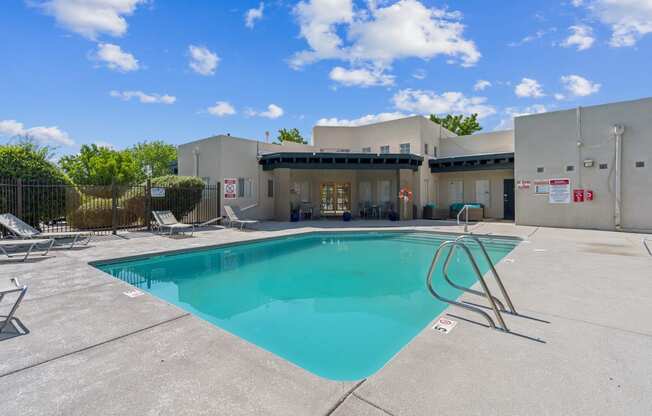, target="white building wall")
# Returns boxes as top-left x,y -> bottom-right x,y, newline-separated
514,97 -> 652,231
